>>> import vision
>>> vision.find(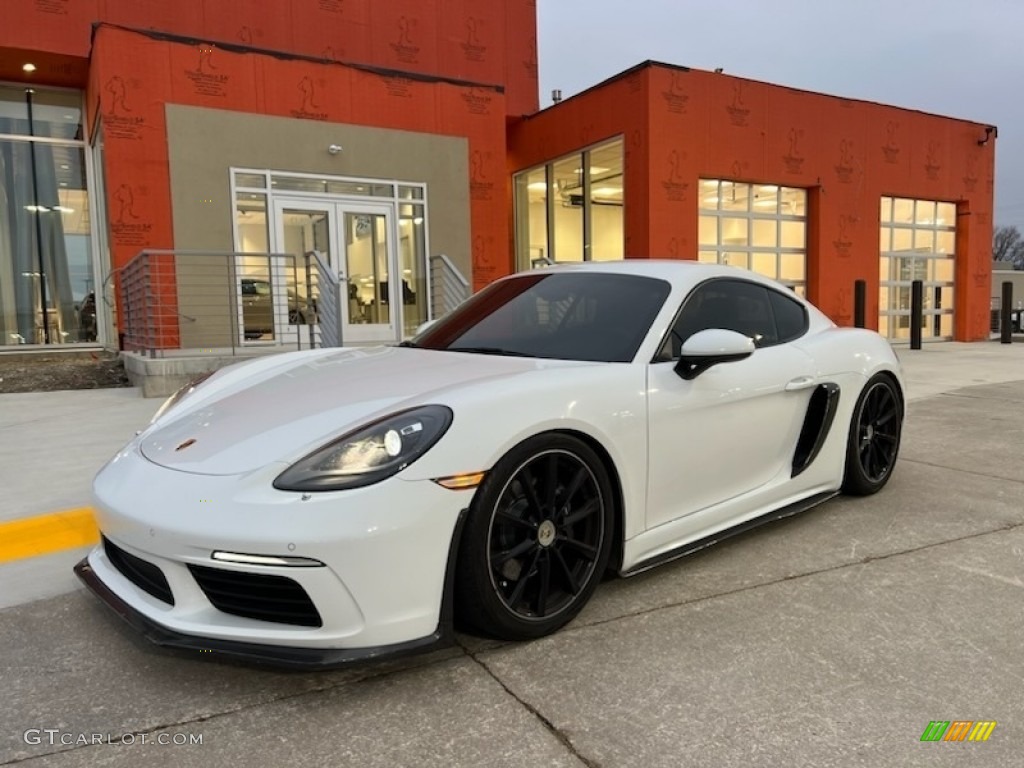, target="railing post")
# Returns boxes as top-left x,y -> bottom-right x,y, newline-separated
853,280 -> 866,328
304,252 -> 315,349
910,279 -> 923,350
227,253 -> 238,356
1001,281 -> 1013,344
